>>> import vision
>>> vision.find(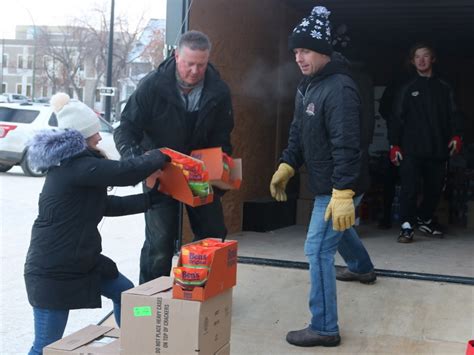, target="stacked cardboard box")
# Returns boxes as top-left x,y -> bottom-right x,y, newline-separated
44,239 -> 237,355
121,277 -> 232,355
121,239 -> 237,354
